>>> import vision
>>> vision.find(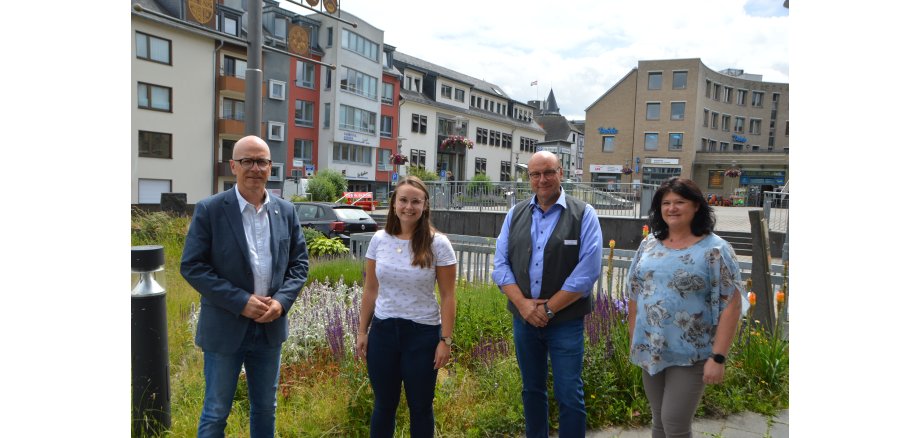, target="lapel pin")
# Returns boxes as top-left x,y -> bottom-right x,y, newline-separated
274,210 -> 279,214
